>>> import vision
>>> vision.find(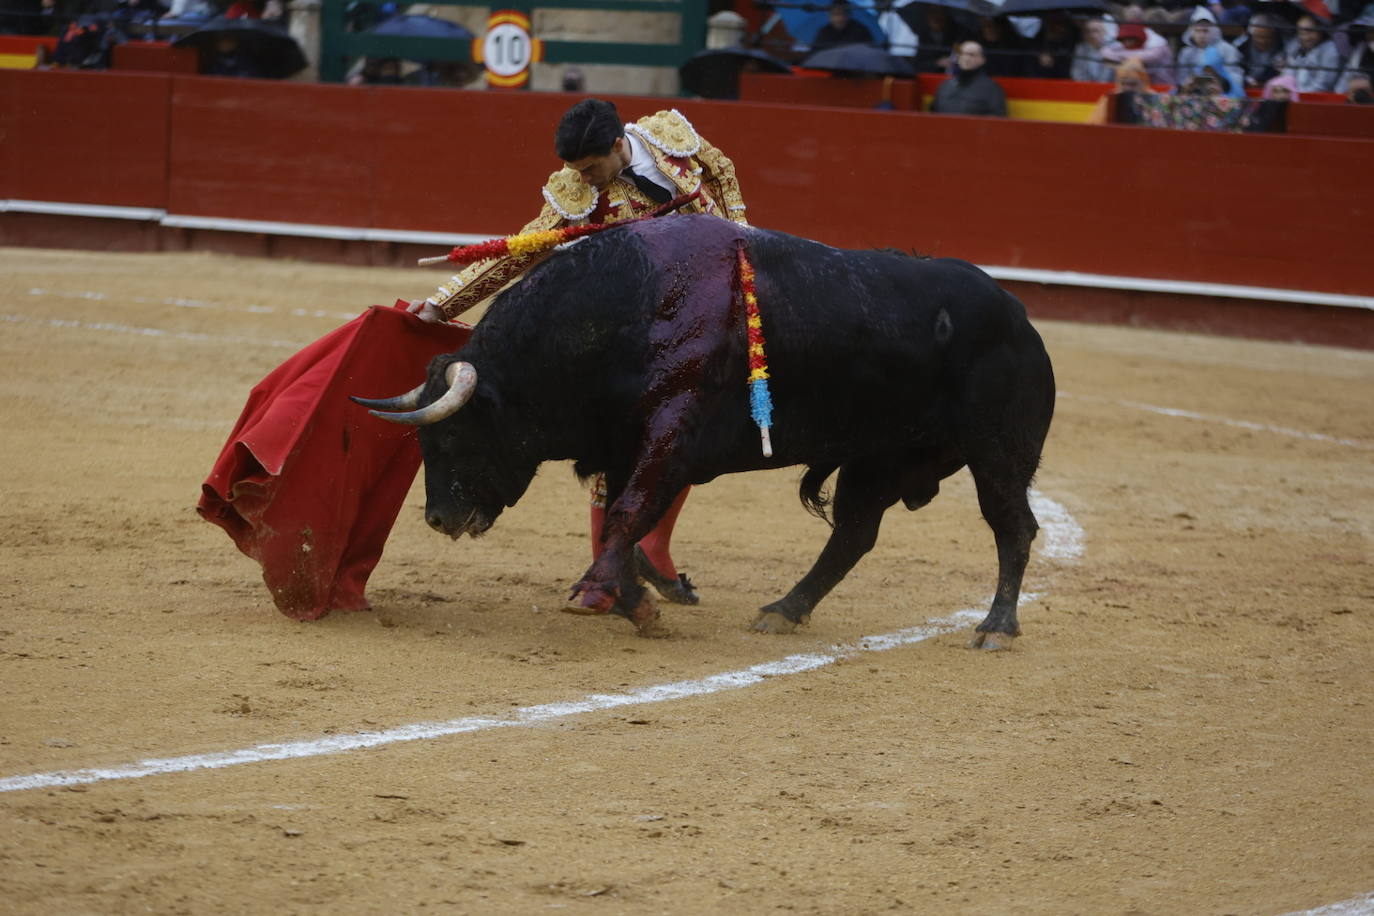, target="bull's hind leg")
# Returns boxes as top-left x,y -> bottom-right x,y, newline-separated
753,459 -> 902,634
964,448 -> 1042,651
